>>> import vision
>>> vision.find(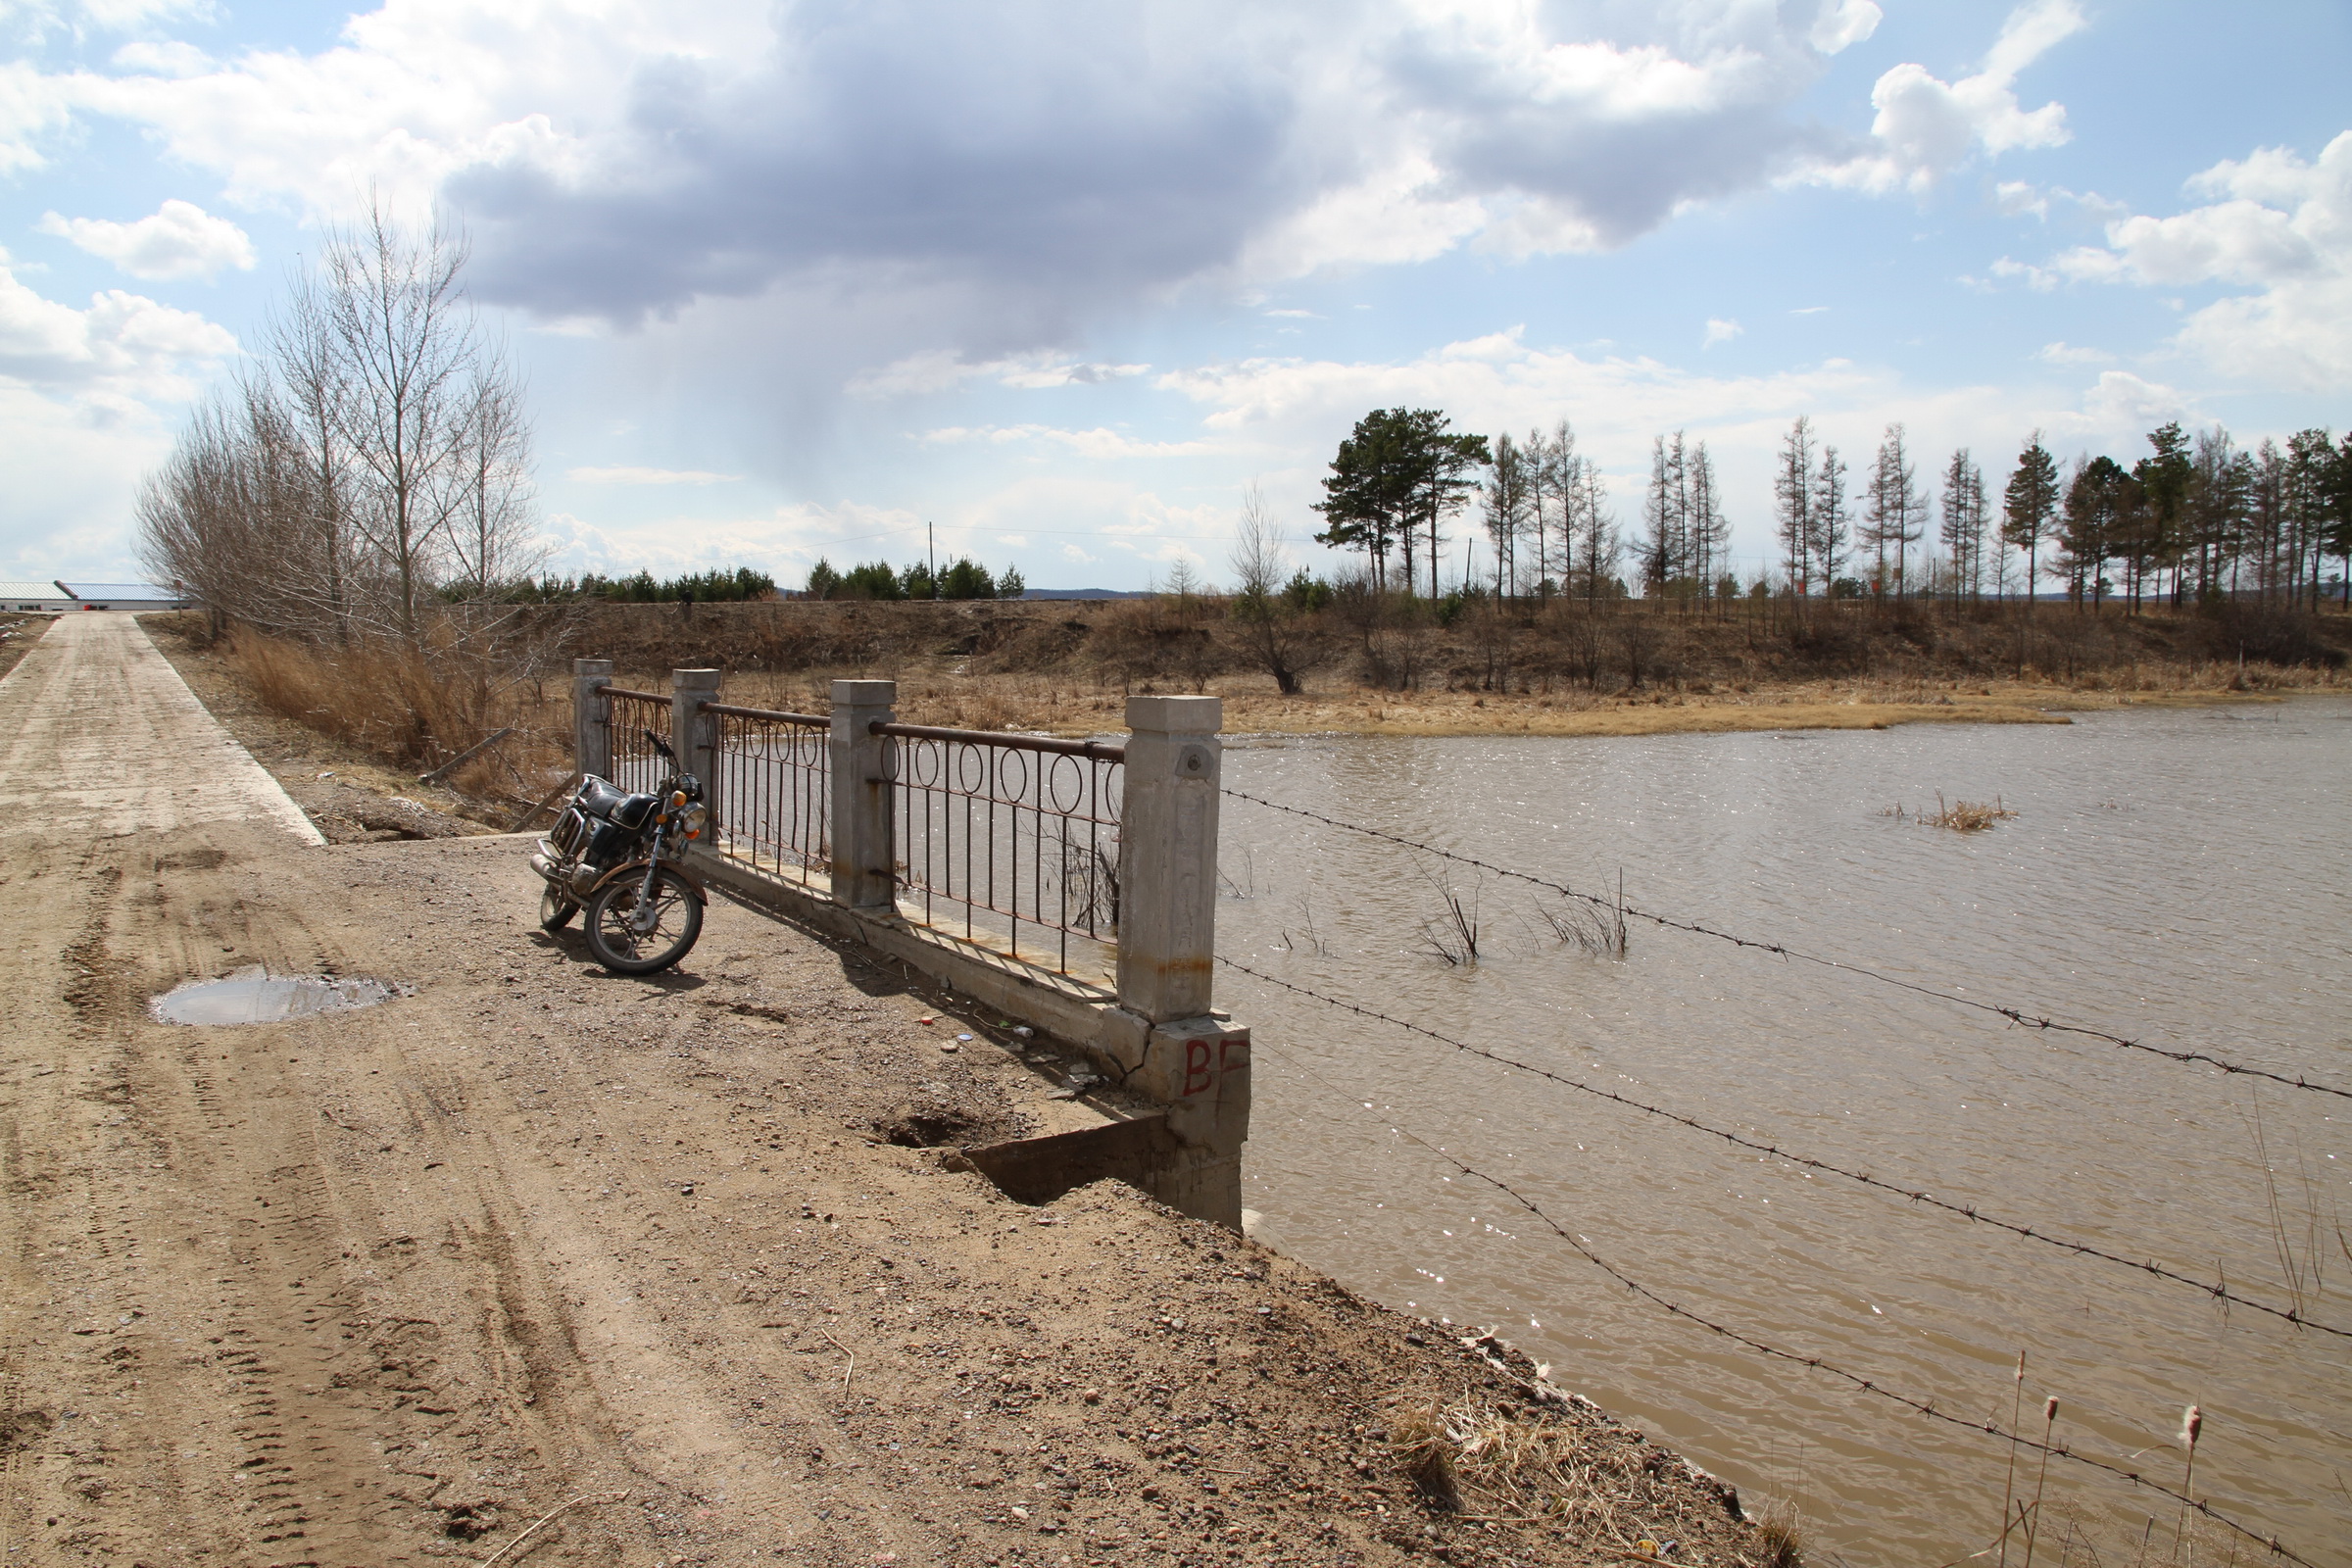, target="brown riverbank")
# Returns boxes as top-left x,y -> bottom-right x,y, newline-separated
723,668 -> 2314,740
0,615 -> 1801,1566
